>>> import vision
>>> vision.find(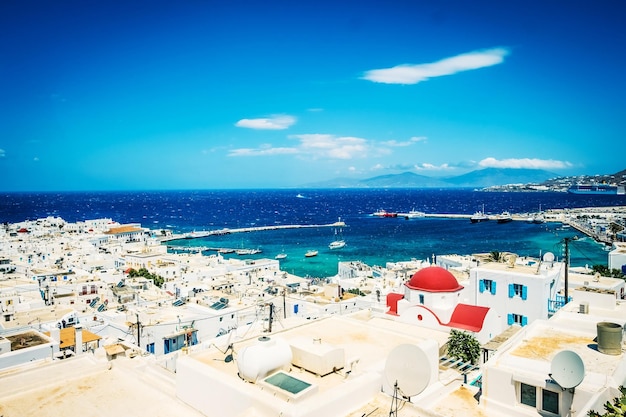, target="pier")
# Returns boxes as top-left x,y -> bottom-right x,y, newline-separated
159,221 -> 346,243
